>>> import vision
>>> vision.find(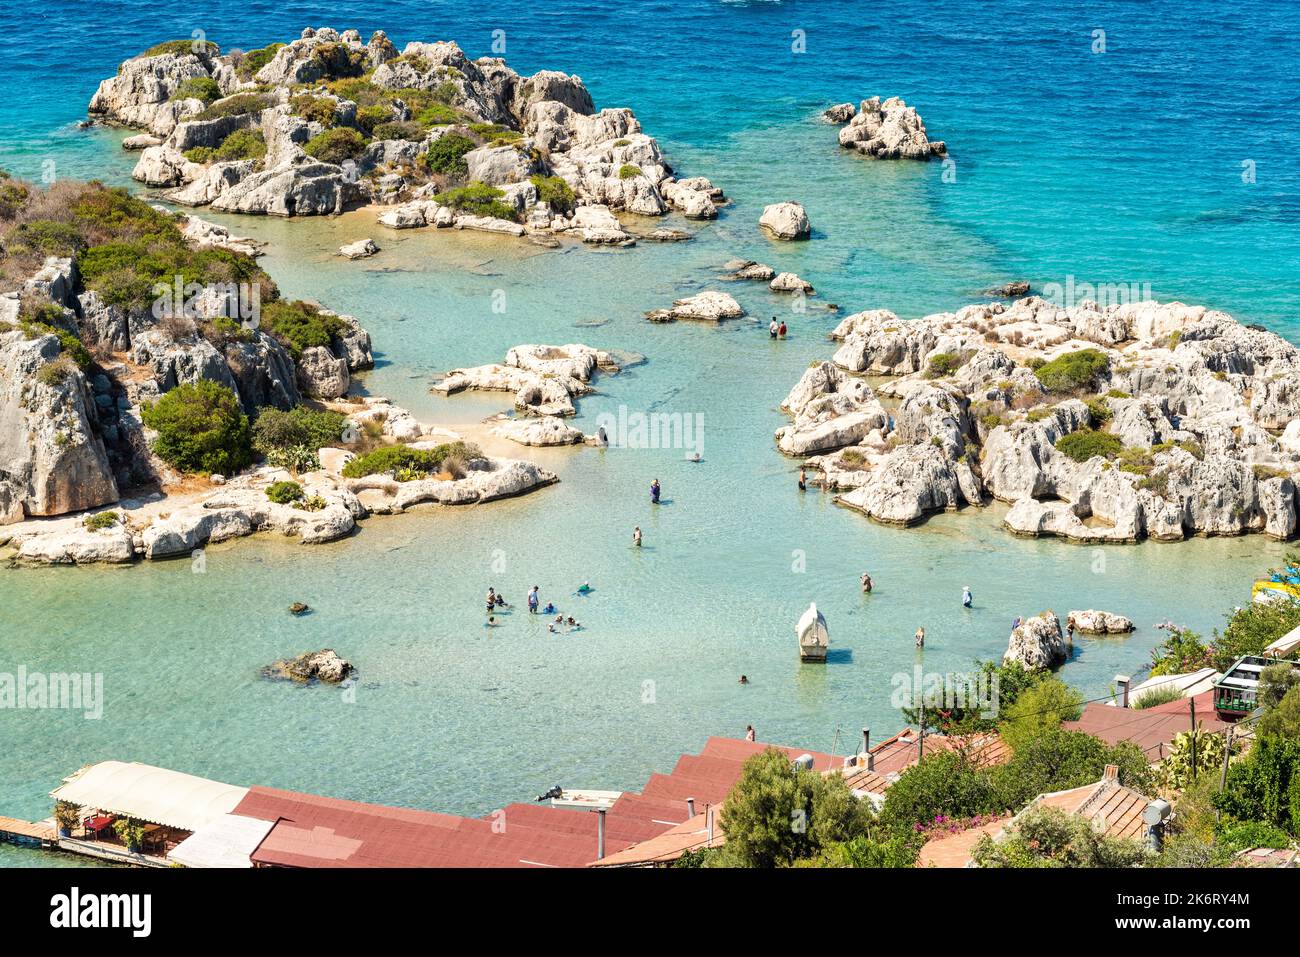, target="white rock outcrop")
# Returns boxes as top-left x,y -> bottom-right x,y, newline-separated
833,96 -> 947,160
1004,612 -> 1071,670
759,202 -> 811,240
